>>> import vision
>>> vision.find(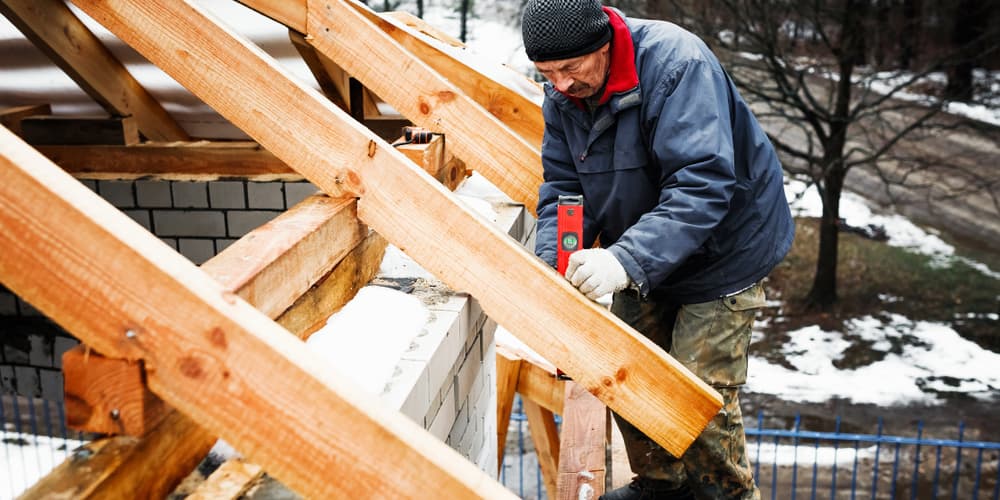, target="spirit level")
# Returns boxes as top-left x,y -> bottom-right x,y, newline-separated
556,195 -> 583,275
